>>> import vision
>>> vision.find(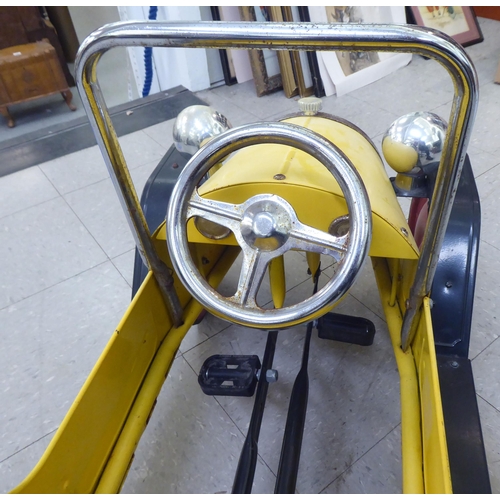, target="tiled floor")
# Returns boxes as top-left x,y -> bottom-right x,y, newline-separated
2,17 -> 500,494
